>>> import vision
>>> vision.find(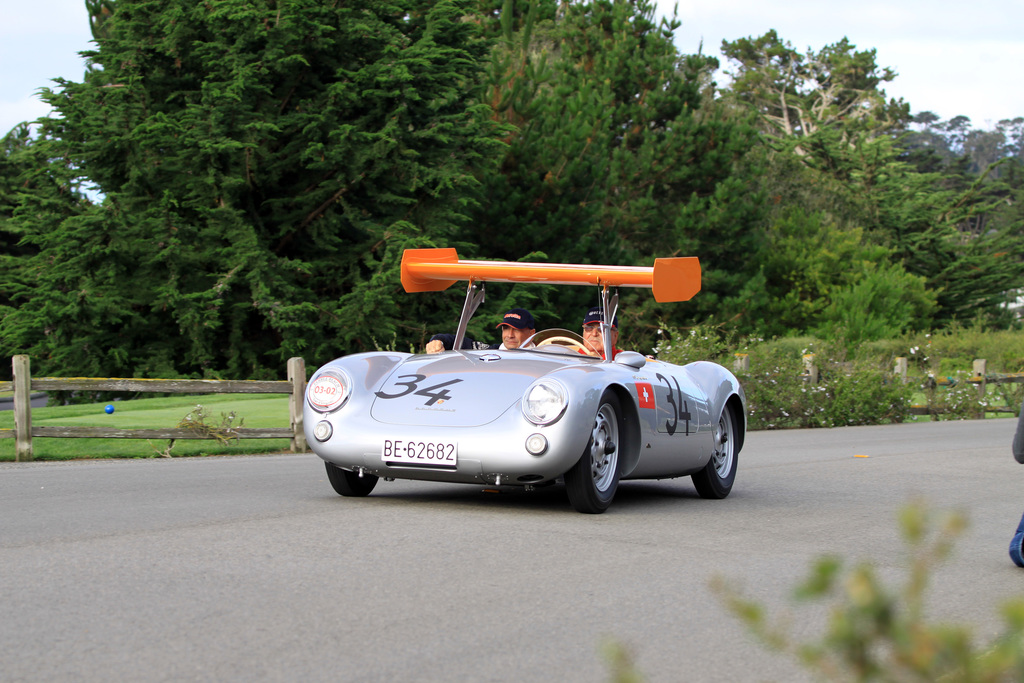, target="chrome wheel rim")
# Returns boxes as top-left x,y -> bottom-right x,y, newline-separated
589,403 -> 619,492
712,410 -> 735,479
